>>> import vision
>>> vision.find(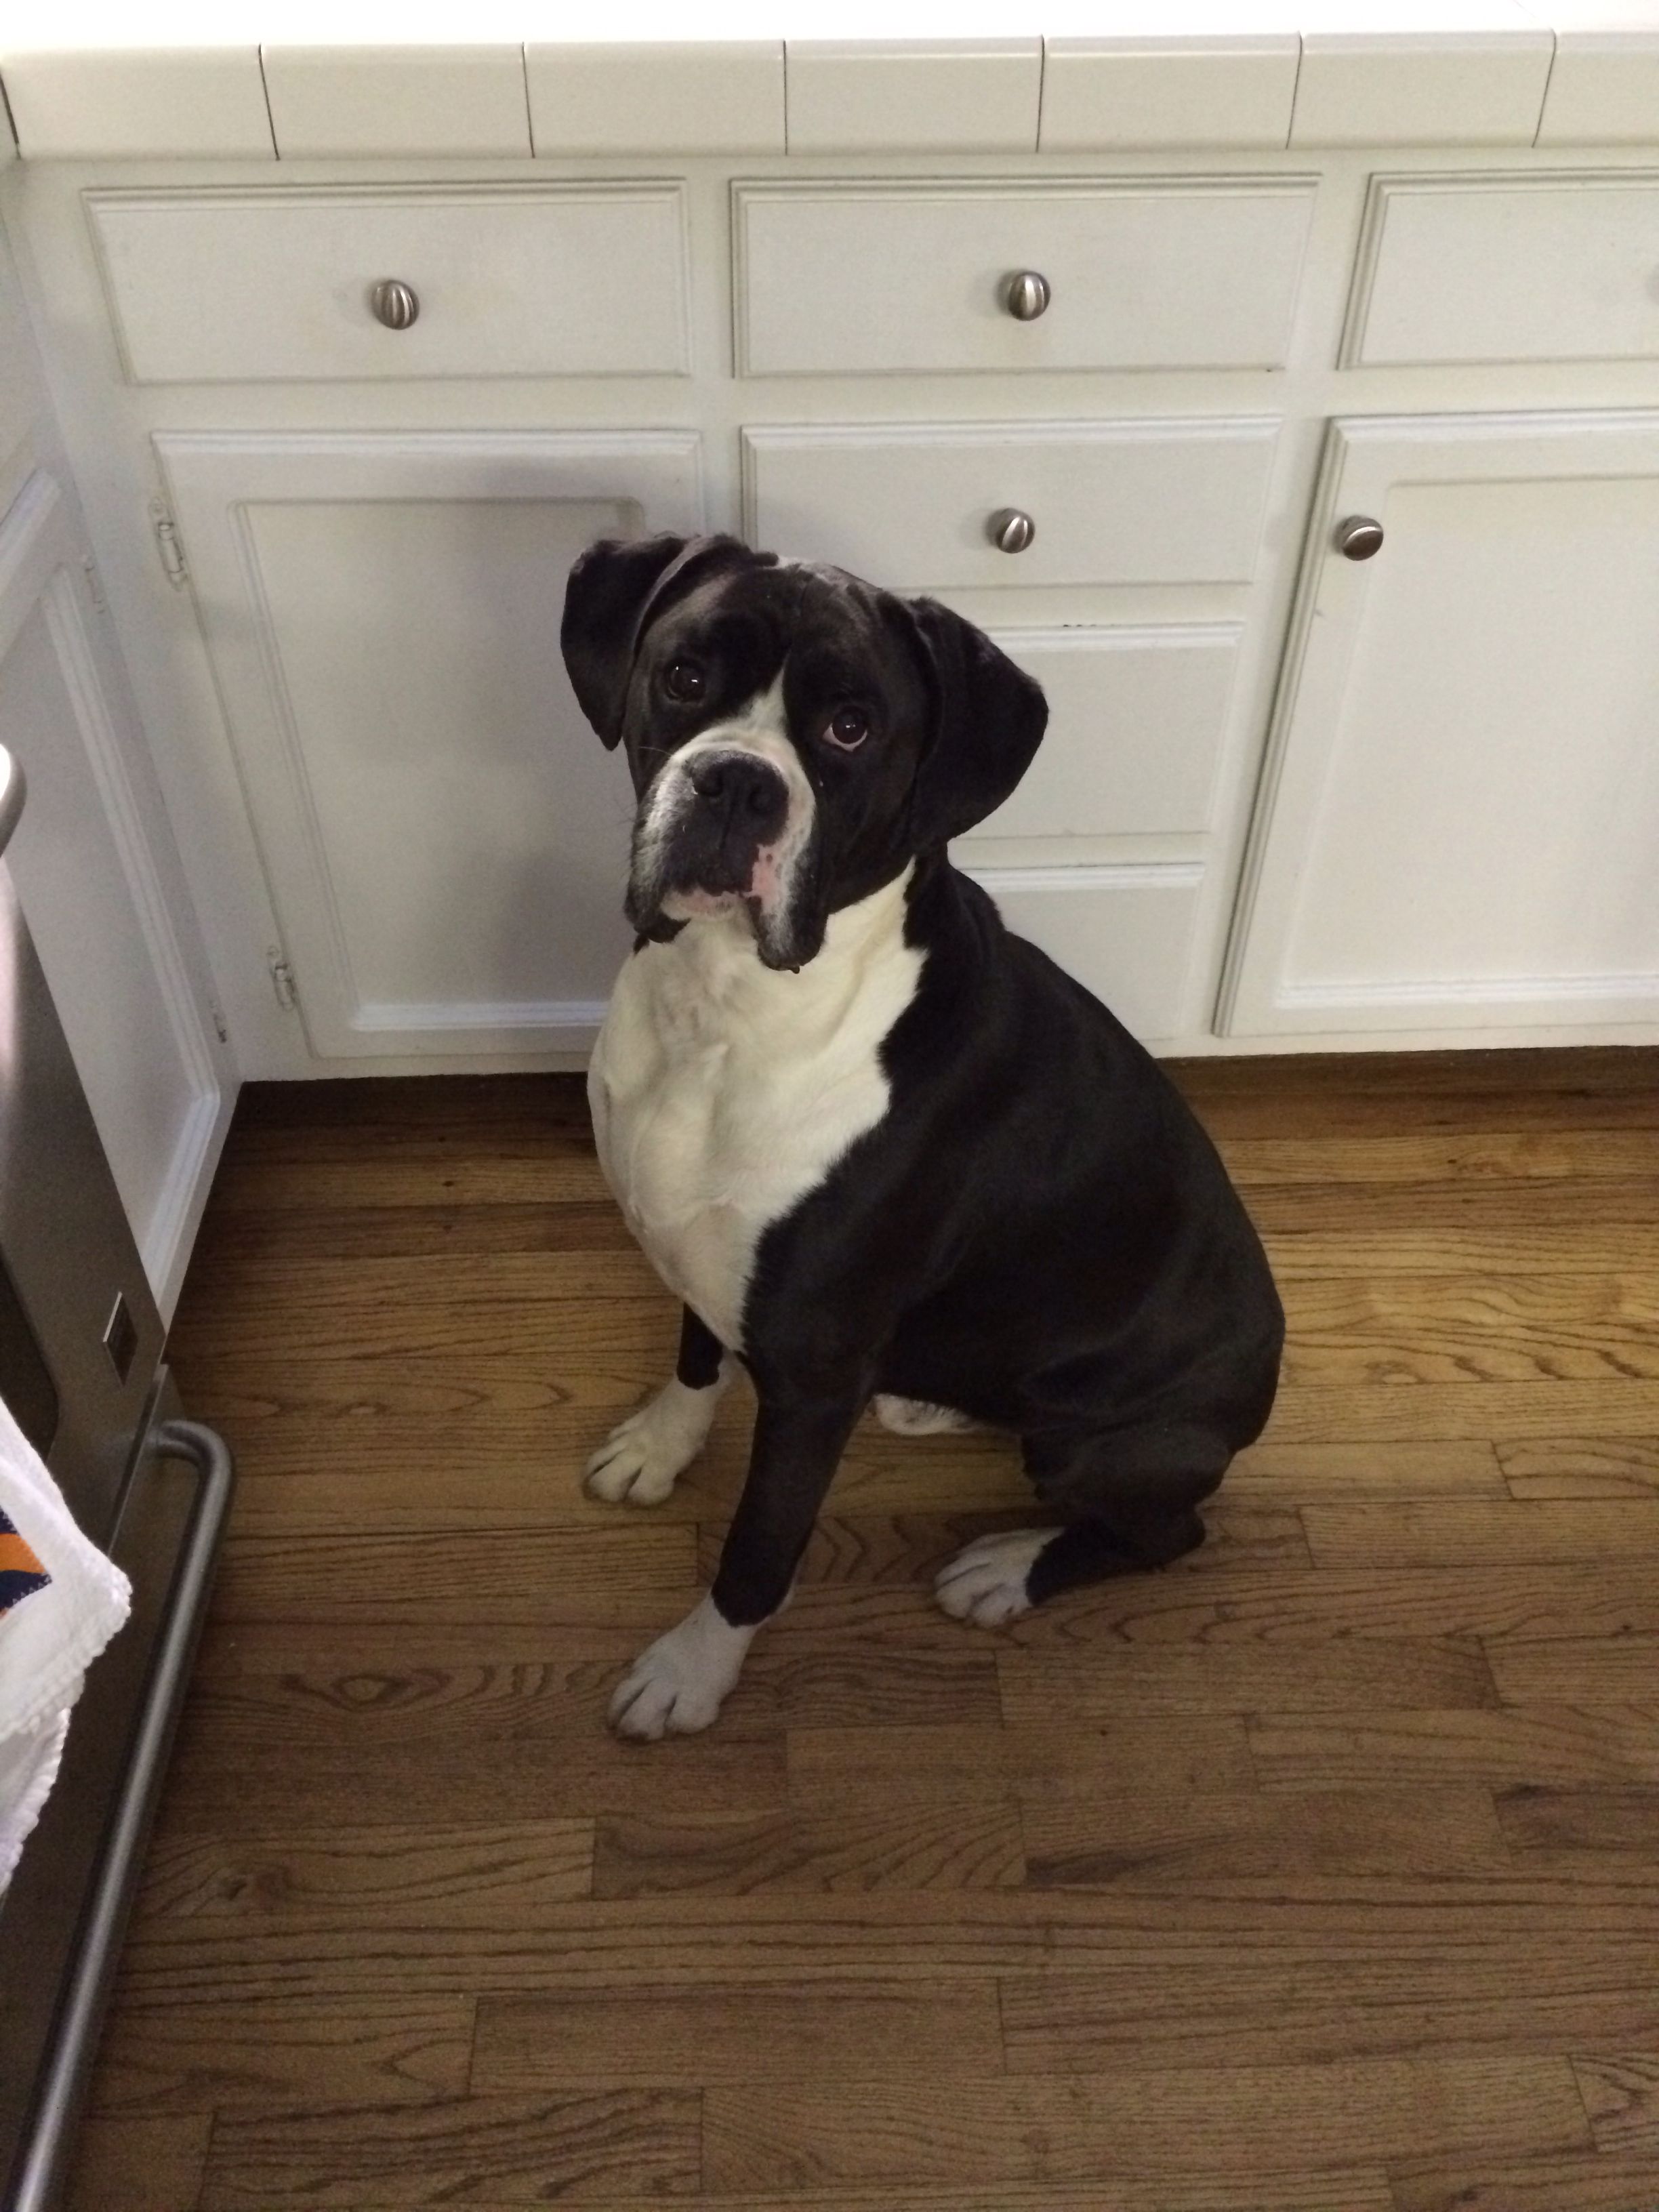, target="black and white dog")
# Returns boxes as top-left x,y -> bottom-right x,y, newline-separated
561,533 -> 1283,1740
